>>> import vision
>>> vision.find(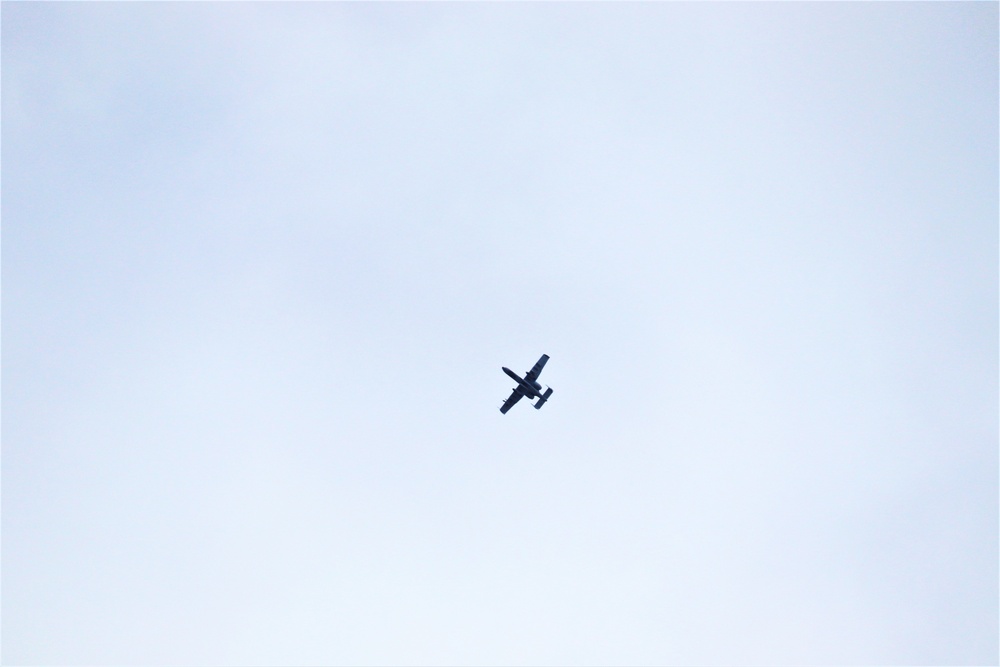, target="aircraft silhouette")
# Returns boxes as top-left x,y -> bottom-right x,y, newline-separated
499,354 -> 553,414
